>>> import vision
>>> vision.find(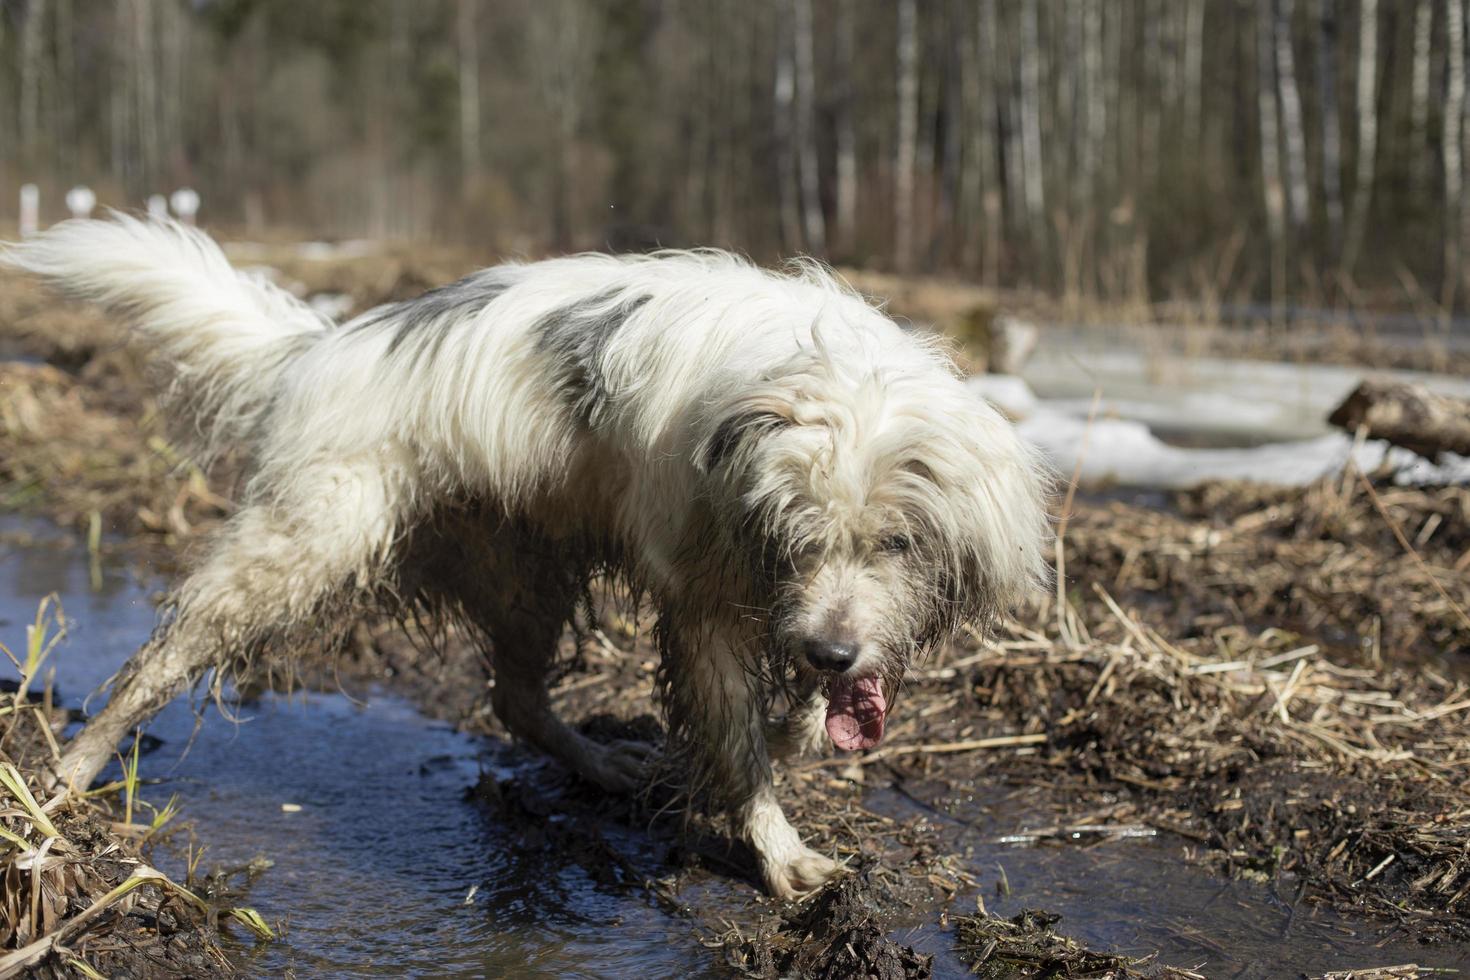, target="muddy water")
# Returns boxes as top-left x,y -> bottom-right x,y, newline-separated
0,522 -> 716,978
871,785 -> 1470,977
3,520 -> 1468,978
